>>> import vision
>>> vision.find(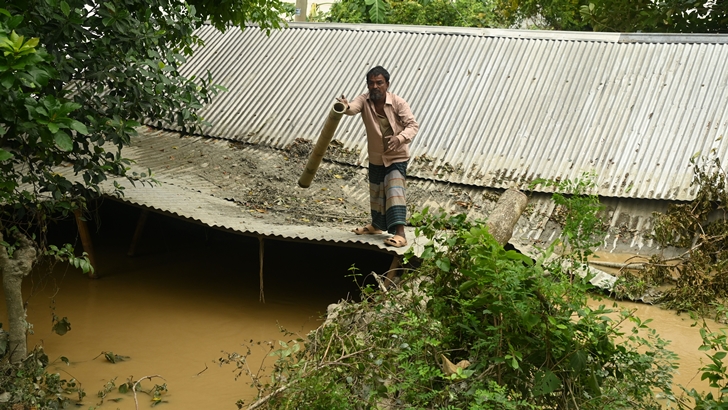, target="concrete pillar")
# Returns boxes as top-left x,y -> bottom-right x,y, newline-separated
294,0 -> 307,22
